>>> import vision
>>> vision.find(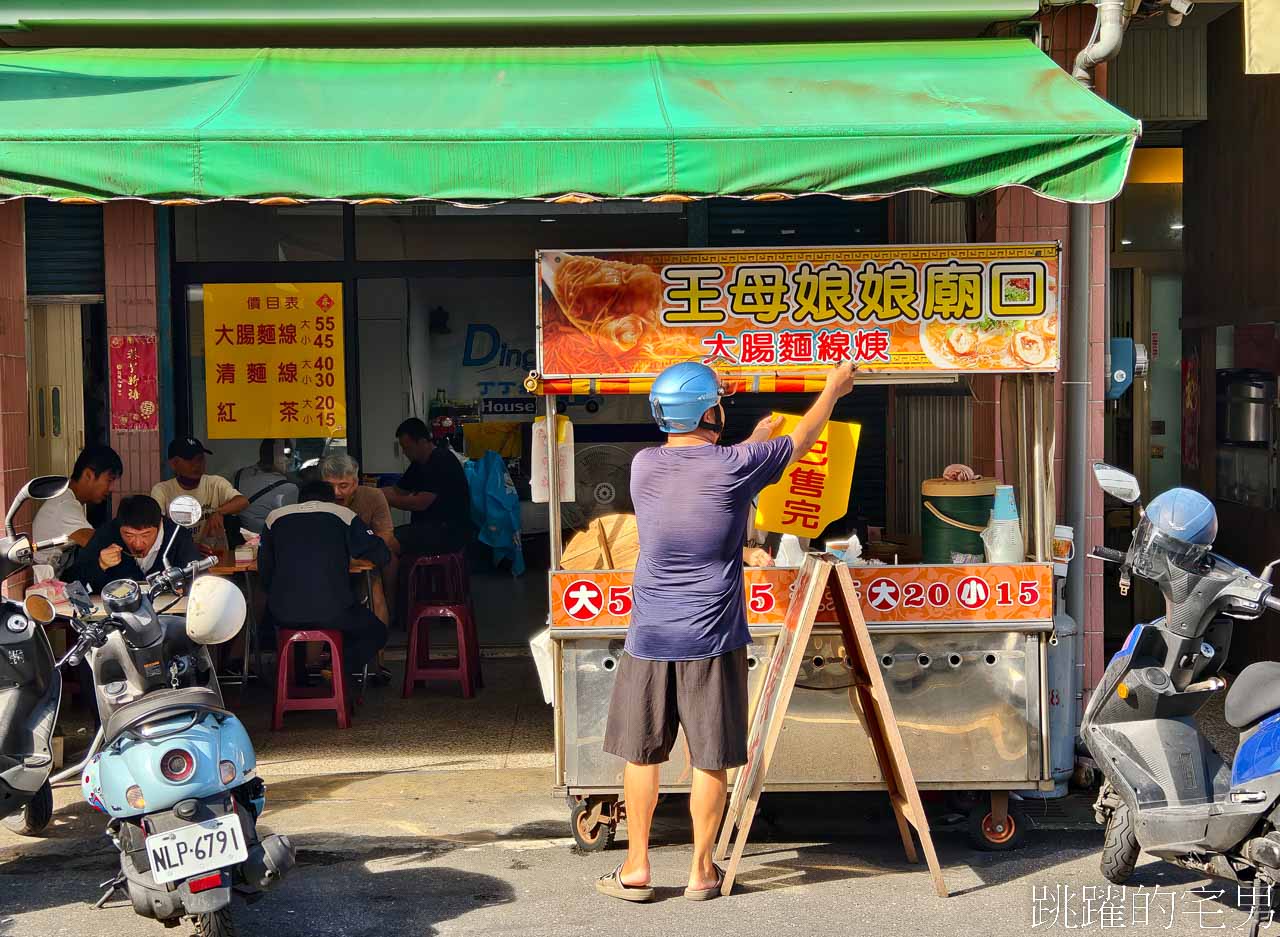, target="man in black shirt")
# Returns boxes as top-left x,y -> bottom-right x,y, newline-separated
258,480 -> 391,673
67,495 -> 202,593
381,417 -> 474,556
